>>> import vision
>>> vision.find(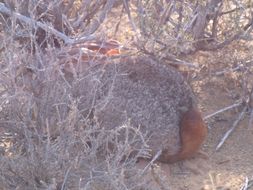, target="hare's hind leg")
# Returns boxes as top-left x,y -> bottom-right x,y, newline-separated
177,107 -> 207,161
158,107 -> 207,163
